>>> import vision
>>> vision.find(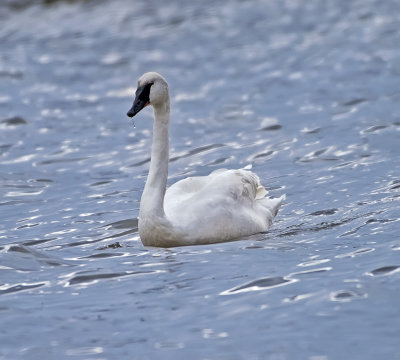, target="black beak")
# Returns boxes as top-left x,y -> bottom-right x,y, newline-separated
126,82 -> 153,118
126,97 -> 148,118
